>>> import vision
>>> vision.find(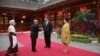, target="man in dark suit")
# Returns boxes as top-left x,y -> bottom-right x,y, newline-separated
43,18 -> 52,48
30,19 -> 39,52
